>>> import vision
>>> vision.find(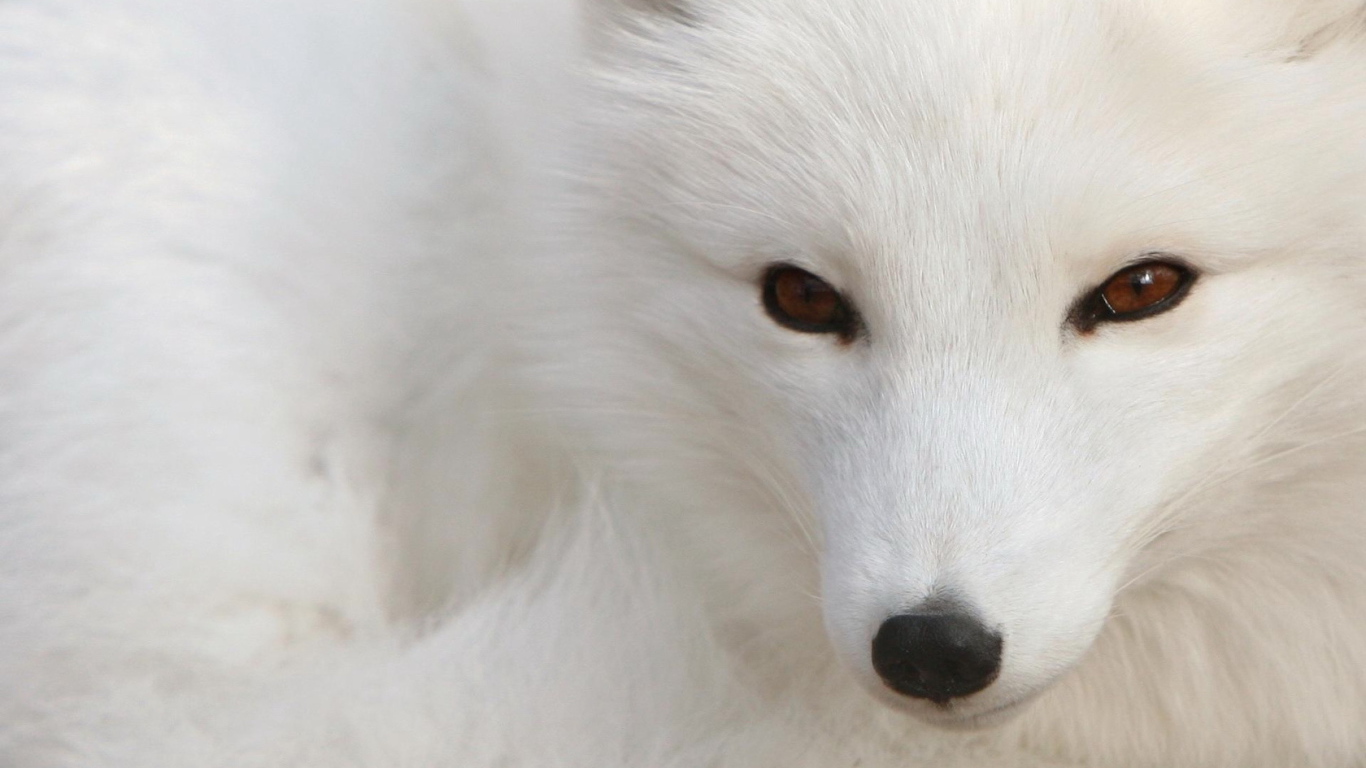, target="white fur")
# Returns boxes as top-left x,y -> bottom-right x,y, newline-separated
2,0 -> 1365,766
